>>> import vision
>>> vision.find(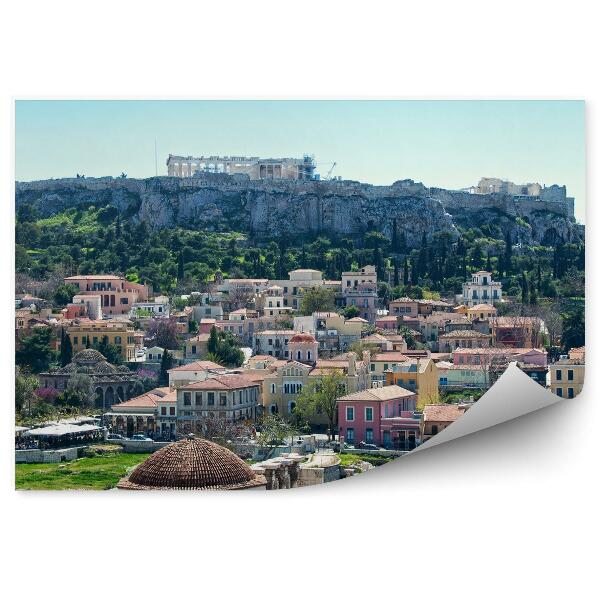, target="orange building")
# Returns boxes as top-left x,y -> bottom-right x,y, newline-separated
64,275 -> 150,316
